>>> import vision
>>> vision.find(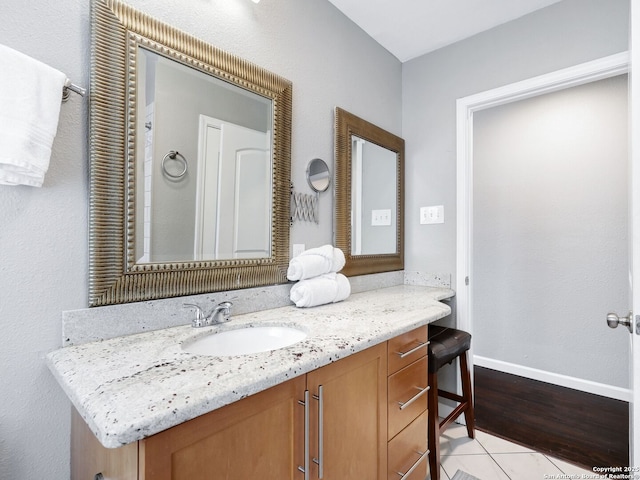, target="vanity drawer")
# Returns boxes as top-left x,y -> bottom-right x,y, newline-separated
387,410 -> 428,480
388,356 -> 428,439
388,326 -> 428,375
